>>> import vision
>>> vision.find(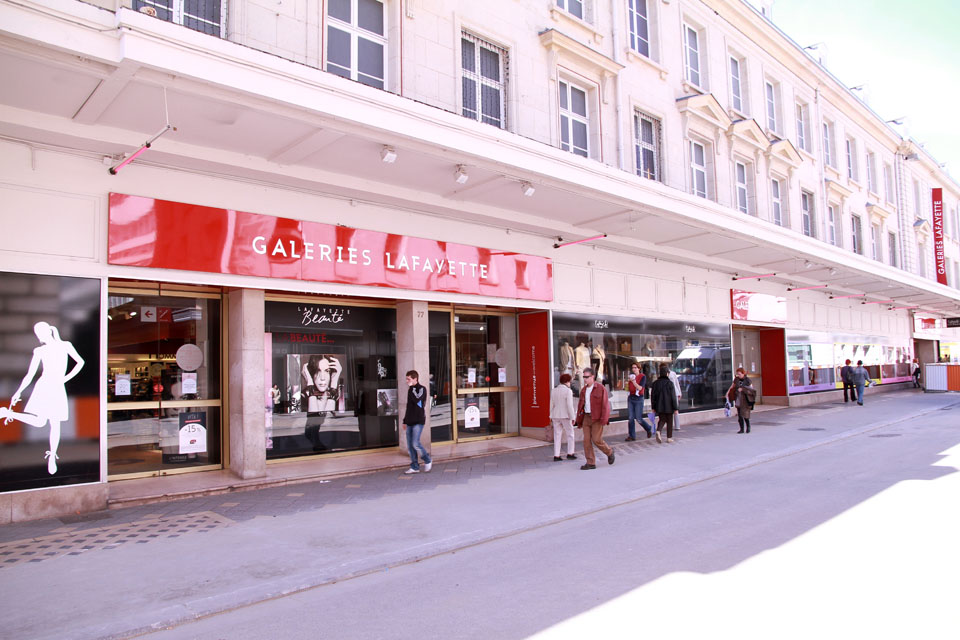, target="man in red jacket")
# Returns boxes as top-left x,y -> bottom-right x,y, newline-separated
574,368 -> 615,470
